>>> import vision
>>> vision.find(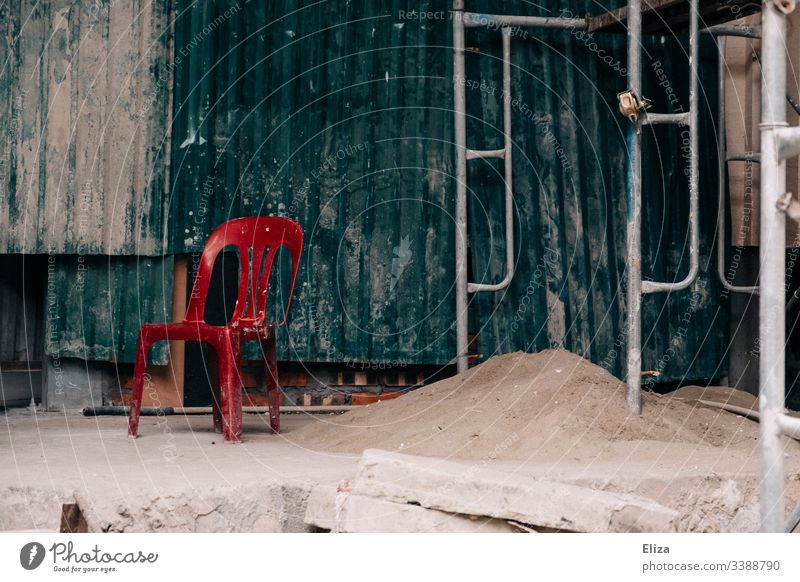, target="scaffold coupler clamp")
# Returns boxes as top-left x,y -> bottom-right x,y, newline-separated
777,191 -> 800,222
617,90 -> 651,134
774,0 -> 796,15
